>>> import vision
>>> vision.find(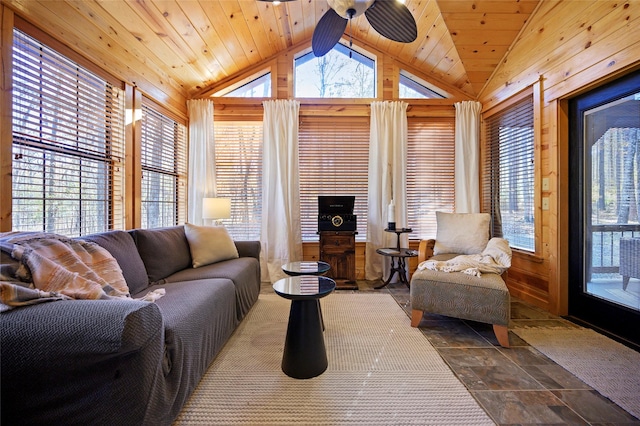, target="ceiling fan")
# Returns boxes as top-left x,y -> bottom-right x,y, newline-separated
311,0 -> 417,57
